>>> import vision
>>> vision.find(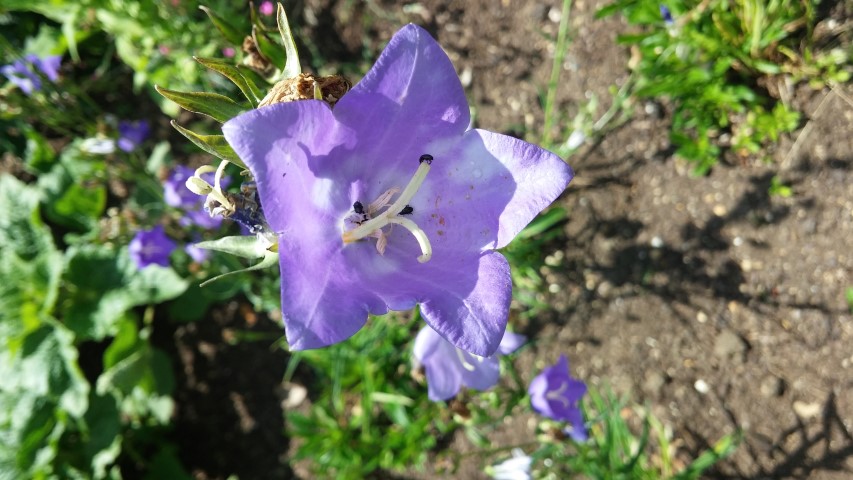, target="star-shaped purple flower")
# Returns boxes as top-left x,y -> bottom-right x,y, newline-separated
129,225 -> 177,269
117,120 -> 150,152
528,355 -> 587,441
222,24 -> 573,356
414,325 -> 525,401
